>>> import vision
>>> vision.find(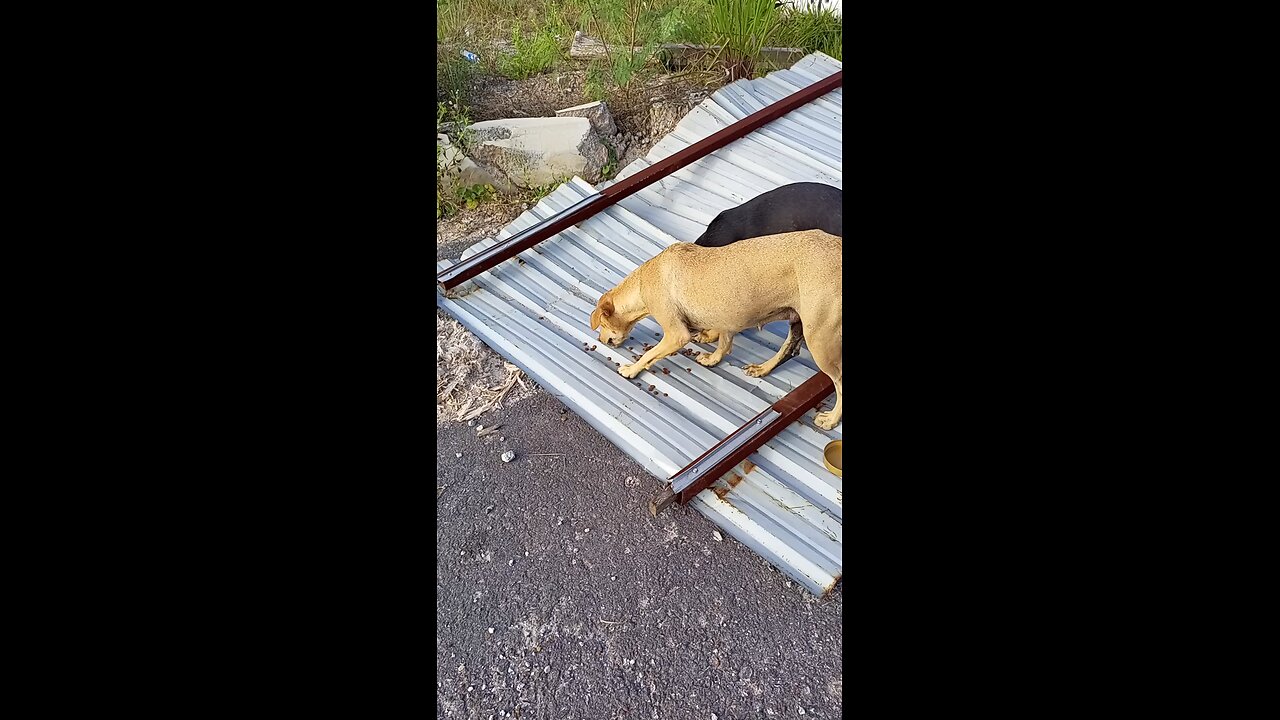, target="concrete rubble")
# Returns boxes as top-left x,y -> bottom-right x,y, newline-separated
437,133 -> 506,190
438,102 -> 621,195
554,100 -> 618,140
